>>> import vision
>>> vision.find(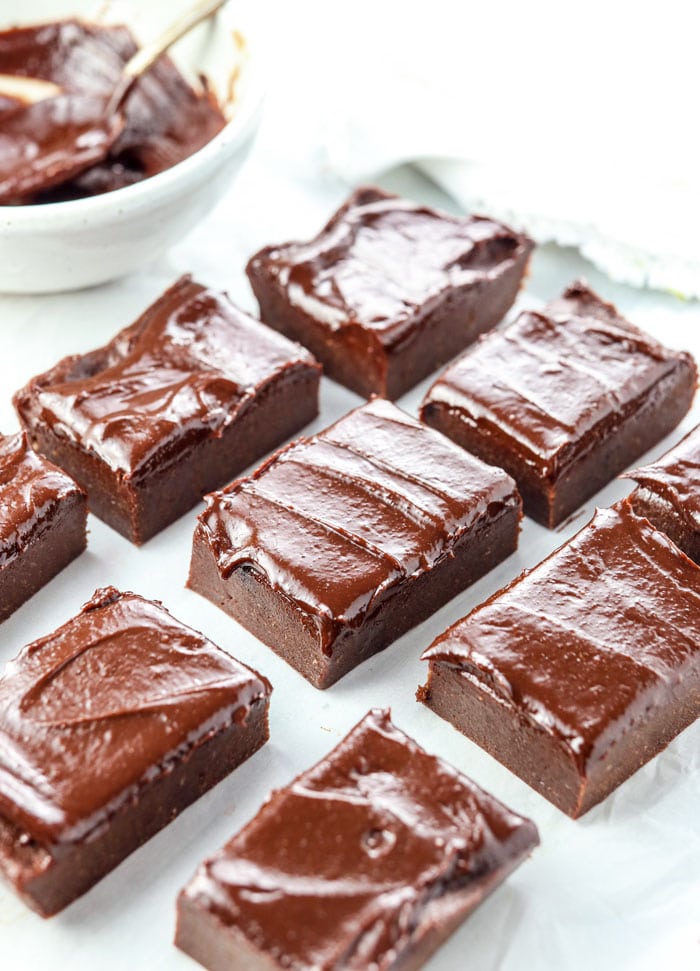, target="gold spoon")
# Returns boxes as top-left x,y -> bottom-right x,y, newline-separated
0,0 -> 228,203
